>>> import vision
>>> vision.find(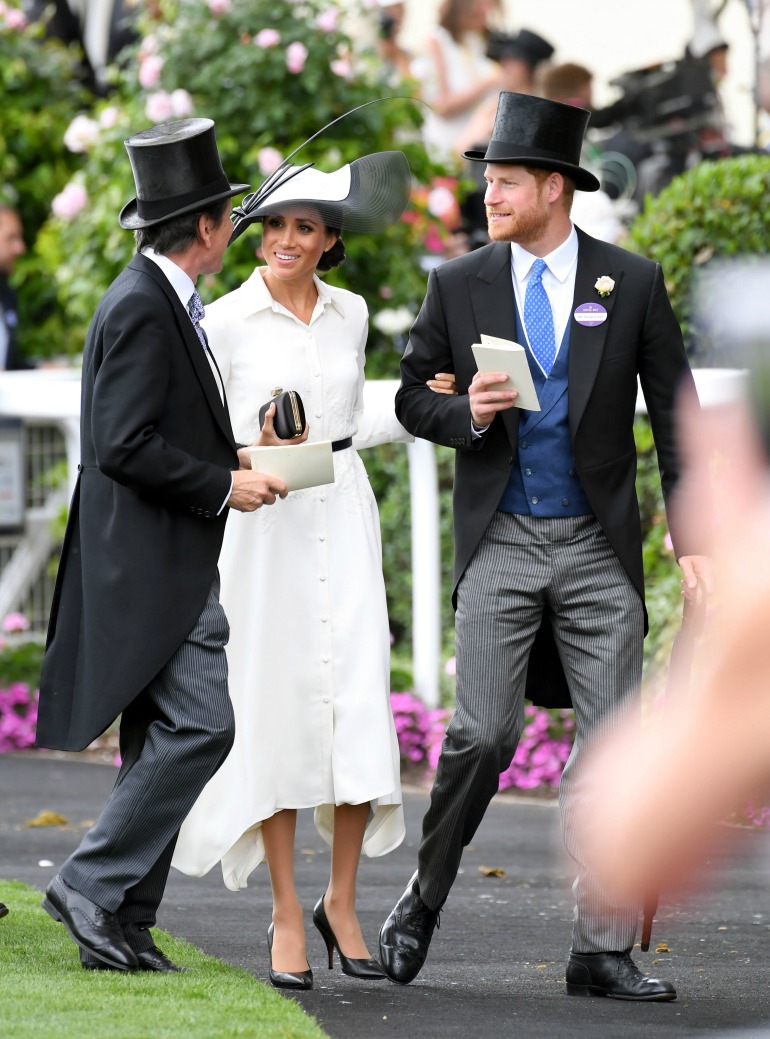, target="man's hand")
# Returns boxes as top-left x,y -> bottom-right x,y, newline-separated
427,372 -> 458,395
678,554 -> 713,601
228,469 -> 287,512
468,371 -> 518,427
